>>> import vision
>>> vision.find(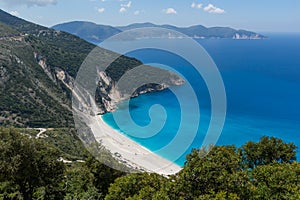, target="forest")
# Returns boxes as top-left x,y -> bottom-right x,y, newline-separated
1,127 -> 299,200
